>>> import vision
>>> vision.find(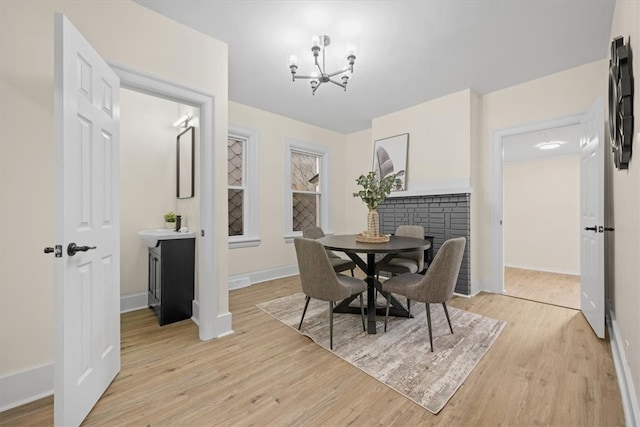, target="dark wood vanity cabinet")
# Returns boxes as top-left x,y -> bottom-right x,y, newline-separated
148,237 -> 195,326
